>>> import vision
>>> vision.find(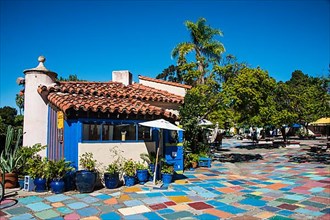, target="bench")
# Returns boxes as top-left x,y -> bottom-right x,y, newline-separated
198,157 -> 212,168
